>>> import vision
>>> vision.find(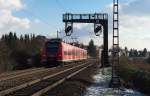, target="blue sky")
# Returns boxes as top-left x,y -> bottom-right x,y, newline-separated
13,0 -> 113,35
0,0 -> 150,50
12,0 -> 129,35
